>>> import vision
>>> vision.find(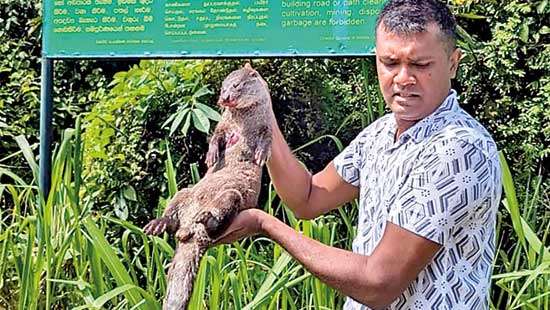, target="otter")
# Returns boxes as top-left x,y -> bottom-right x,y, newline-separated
144,63 -> 272,310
